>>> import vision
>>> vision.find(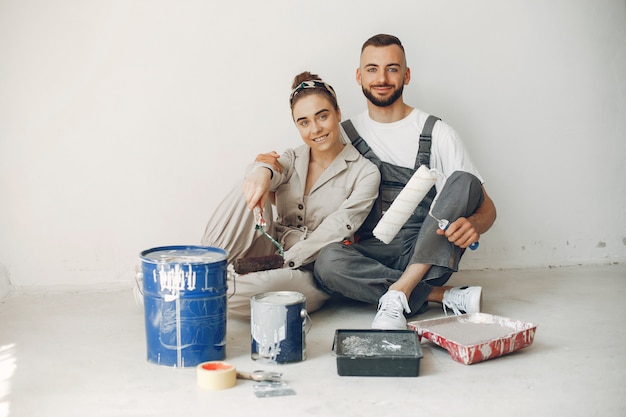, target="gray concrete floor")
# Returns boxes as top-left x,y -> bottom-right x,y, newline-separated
1,264 -> 625,417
